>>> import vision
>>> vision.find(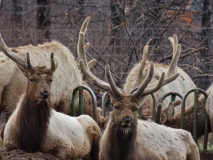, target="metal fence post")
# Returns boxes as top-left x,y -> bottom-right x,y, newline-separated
180,88 -> 208,151
71,86 -> 97,122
